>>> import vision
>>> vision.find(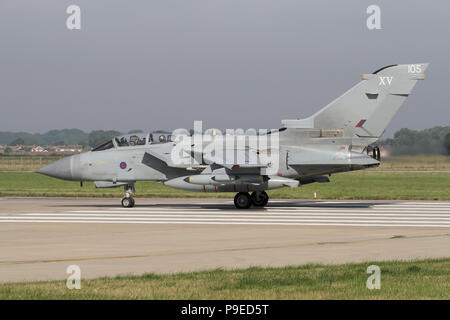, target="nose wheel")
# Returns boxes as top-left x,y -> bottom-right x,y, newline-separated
121,197 -> 135,208
121,183 -> 136,208
234,191 -> 269,209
